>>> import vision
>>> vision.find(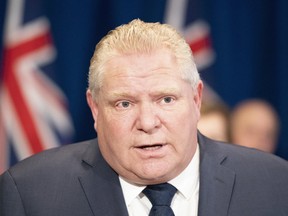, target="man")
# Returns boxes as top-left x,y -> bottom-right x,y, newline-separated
230,99 -> 280,153
1,19 -> 288,216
